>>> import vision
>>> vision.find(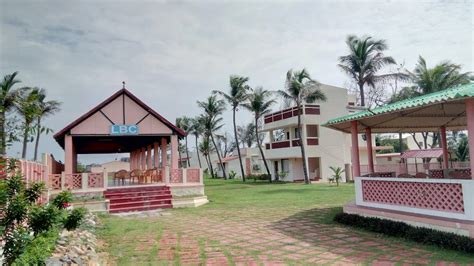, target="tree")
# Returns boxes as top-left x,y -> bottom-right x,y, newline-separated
216,132 -> 236,158
199,136 -> 214,177
242,88 -> 275,182
176,116 -> 192,167
278,69 -> 326,184
197,96 -> 227,179
32,89 -> 61,161
237,123 -> 257,148
0,72 -> 21,155
16,87 -> 41,159
338,35 -> 406,107
213,75 -> 250,181
329,166 -> 345,186
190,117 -> 204,168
